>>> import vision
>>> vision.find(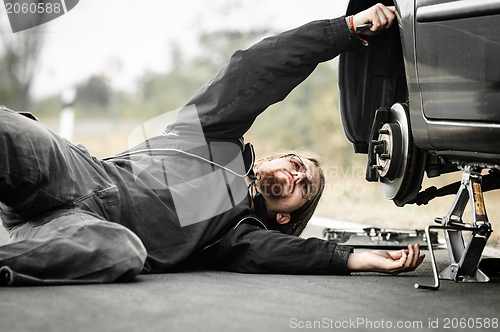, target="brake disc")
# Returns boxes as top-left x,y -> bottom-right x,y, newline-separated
372,103 -> 416,201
